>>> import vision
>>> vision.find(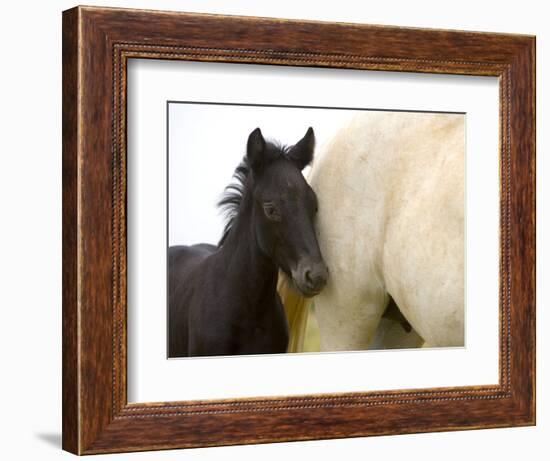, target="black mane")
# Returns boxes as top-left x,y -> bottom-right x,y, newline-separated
217,141 -> 289,246
217,159 -> 250,246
